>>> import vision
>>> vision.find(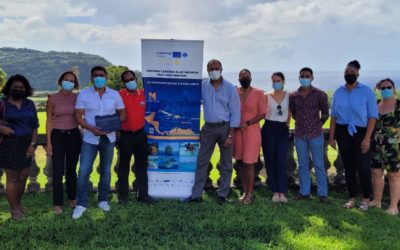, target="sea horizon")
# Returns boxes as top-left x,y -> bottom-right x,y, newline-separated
215,70 -> 400,92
